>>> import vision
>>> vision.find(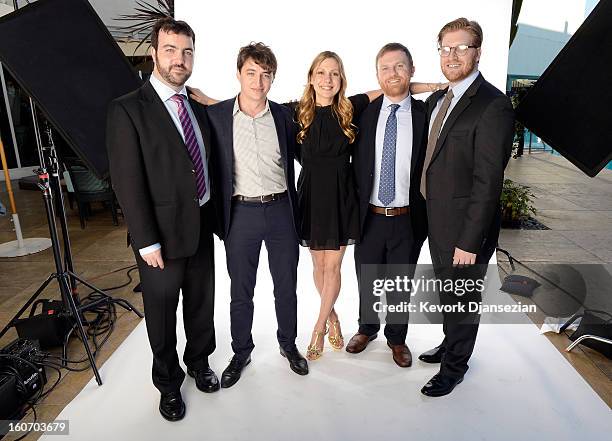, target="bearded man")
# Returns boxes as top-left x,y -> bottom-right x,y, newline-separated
417,18 -> 514,397
106,17 -> 221,421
